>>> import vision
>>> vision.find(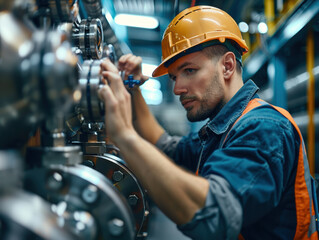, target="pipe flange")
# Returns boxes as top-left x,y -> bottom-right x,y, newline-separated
72,18 -> 103,59
78,59 -> 105,123
83,153 -> 148,236
24,164 -> 136,240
